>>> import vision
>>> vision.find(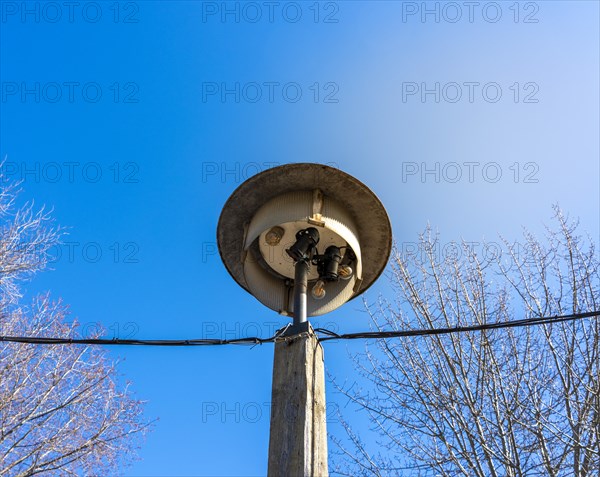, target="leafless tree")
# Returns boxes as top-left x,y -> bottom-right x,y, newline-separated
332,207 -> 599,477
0,175 -> 151,476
